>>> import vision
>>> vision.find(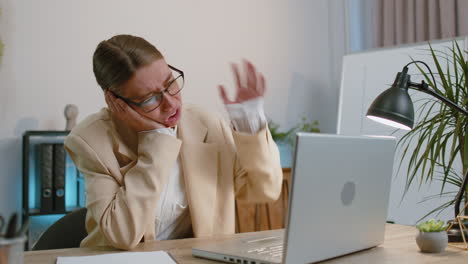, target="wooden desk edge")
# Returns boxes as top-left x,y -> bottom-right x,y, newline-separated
25,224 -> 468,264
